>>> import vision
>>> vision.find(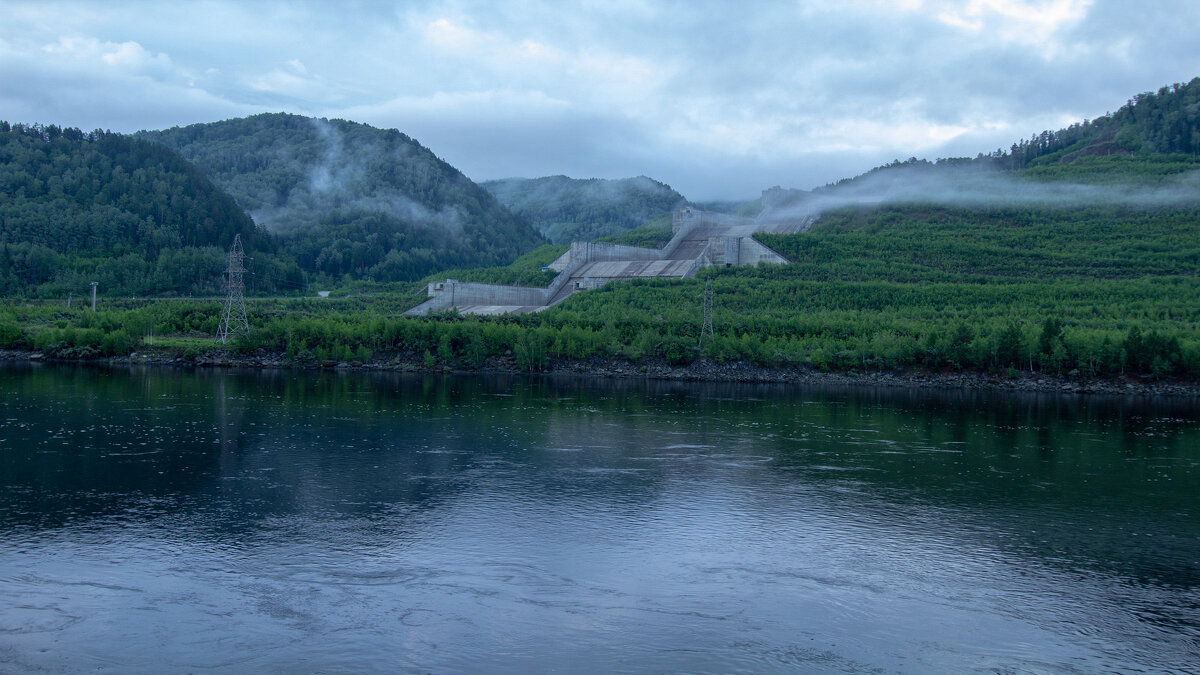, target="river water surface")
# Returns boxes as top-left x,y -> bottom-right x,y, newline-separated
1,364 -> 1198,673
